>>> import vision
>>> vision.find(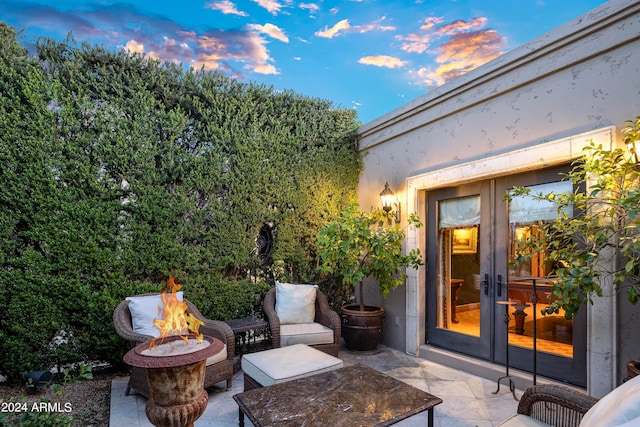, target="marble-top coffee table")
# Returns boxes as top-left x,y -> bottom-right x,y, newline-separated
233,364 -> 443,427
